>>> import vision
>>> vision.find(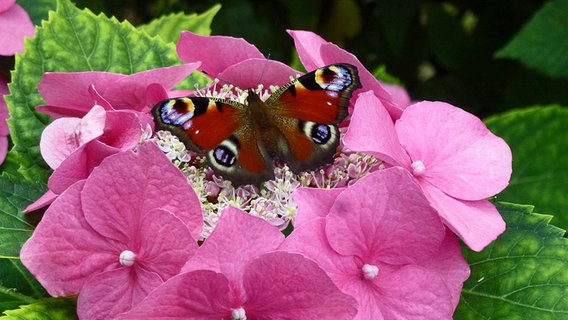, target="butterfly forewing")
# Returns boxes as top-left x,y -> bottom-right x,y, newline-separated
153,97 -> 242,152
267,63 -> 361,124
